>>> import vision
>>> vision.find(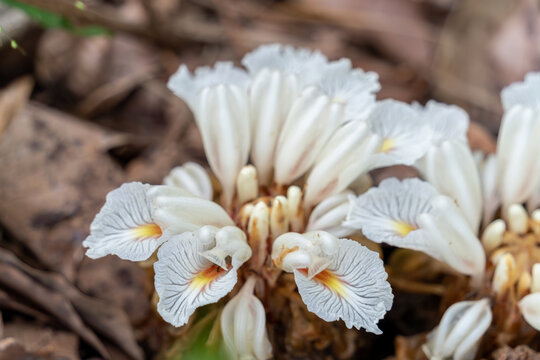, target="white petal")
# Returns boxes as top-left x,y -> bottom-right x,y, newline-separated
168,62 -> 250,208
500,72 -> 540,111
242,44 -> 328,88
306,192 -> 355,238
248,69 -> 297,185
425,299 -> 491,360
417,140 -> 482,232
345,178 -> 440,258
83,182 -> 164,261
475,152 -> 500,226
317,58 -> 380,121
163,162 -> 213,200
414,100 -> 469,145
293,237 -> 393,334
304,120 -> 380,208
367,100 -> 432,169
154,231 -> 239,327
167,62 -> 249,110
496,105 -> 540,208
221,277 -> 272,360
274,86 -> 343,184
520,293 -> 540,330
149,185 -> 234,234
197,84 -> 251,208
